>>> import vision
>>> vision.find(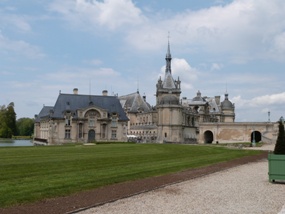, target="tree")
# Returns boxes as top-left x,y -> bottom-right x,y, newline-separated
16,118 -> 34,136
274,117 -> 285,155
0,103 -> 17,138
6,102 -> 17,136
